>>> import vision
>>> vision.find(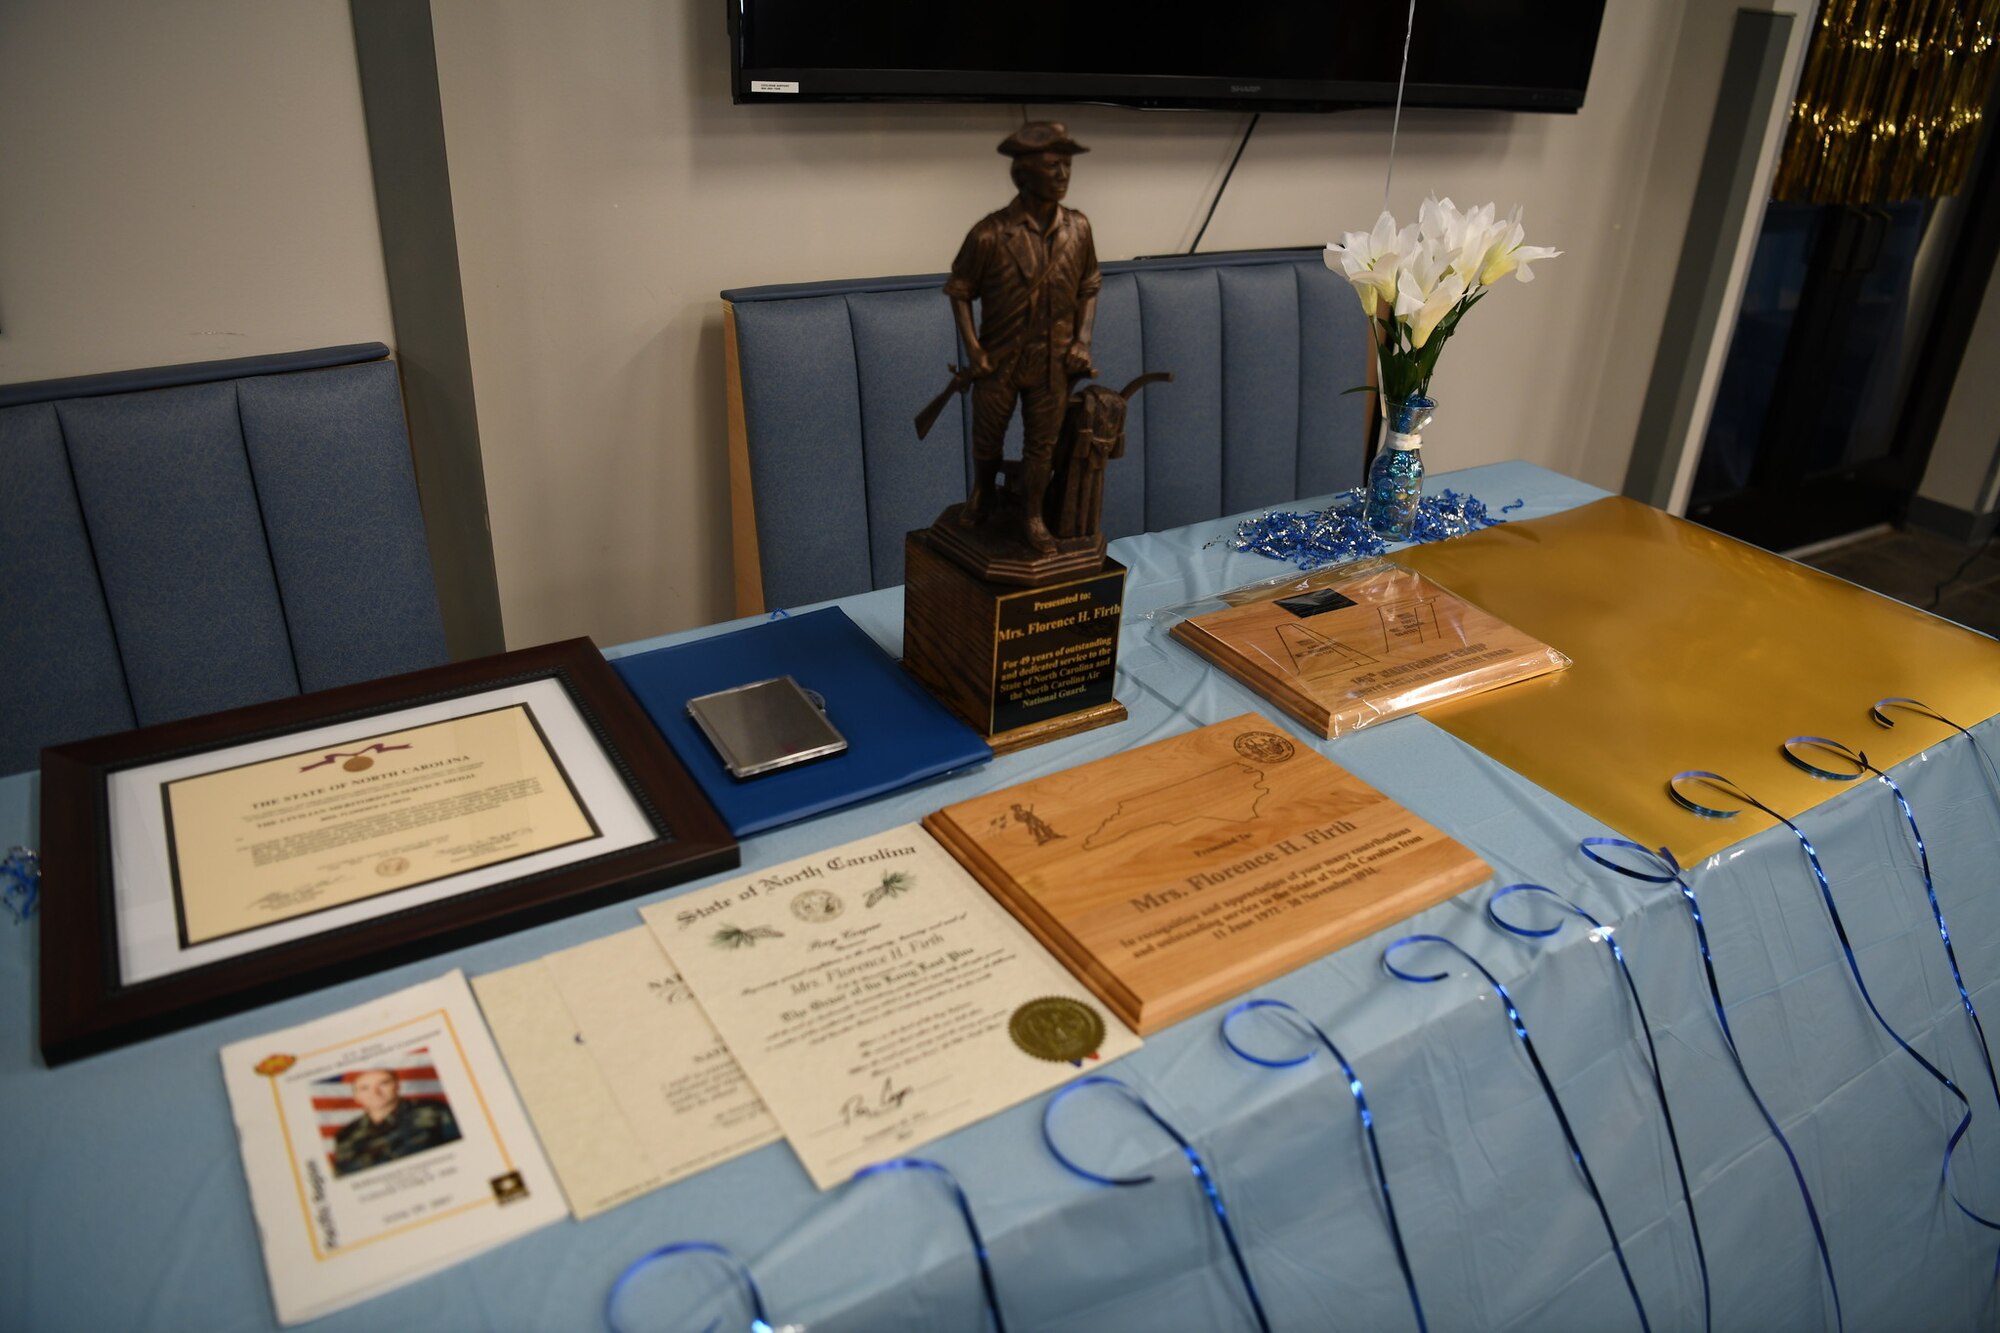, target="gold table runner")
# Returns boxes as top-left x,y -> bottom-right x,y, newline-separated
1398,496 -> 2000,861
